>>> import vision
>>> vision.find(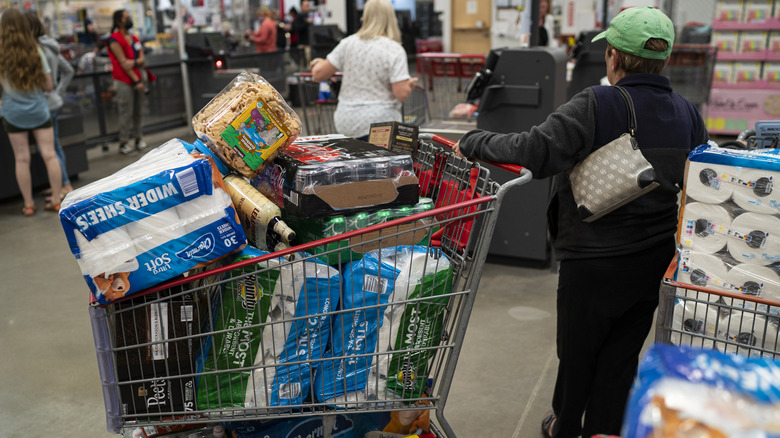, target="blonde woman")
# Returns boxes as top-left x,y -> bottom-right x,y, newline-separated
310,0 -> 417,140
0,8 -> 62,215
